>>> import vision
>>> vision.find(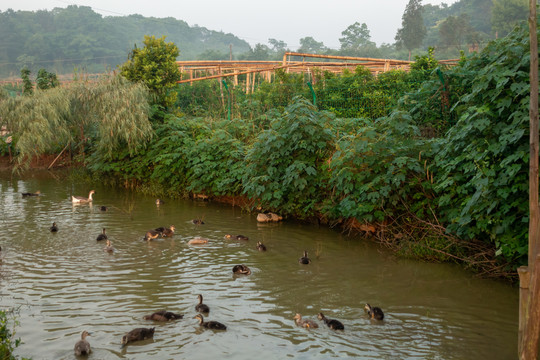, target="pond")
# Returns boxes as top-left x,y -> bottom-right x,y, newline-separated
0,171 -> 518,359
